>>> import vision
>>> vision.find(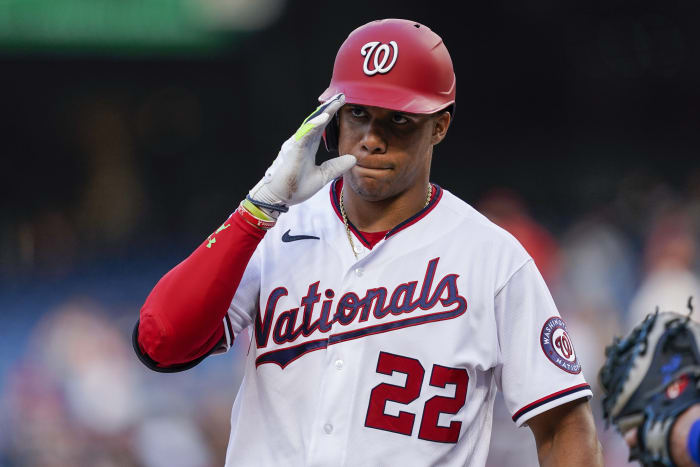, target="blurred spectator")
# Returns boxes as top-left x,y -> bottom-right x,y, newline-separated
627,207 -> 700,329
133,416 -> 213,467
477,188 -> 561,285
0,295 -> 245,467
1,299 -> 143,466
560,212 -> 637,317
685,168 -> 700,273
557,210 -> 635,398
